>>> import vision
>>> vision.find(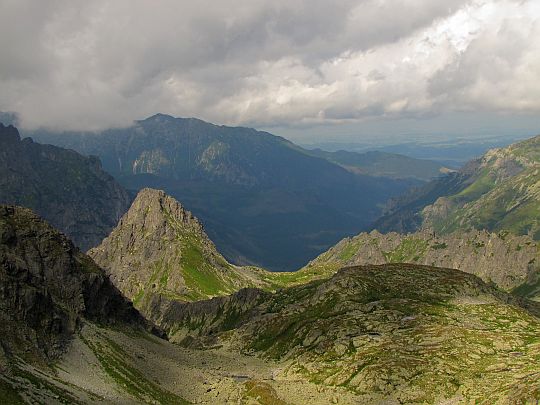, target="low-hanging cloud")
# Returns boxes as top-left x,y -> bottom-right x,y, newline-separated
0,0 -> 538,131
